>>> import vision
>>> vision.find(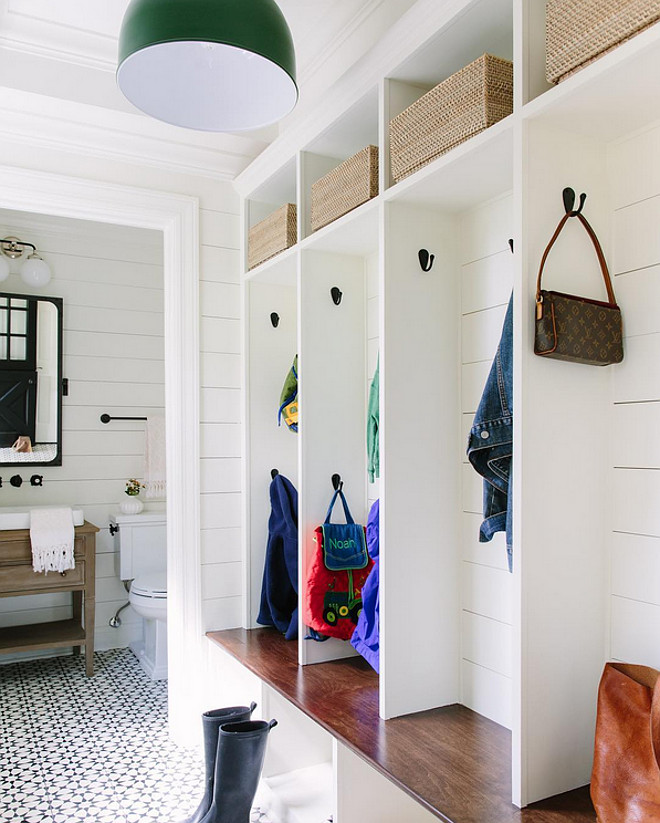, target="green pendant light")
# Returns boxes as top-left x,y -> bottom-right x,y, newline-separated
117,0 -> 298,132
